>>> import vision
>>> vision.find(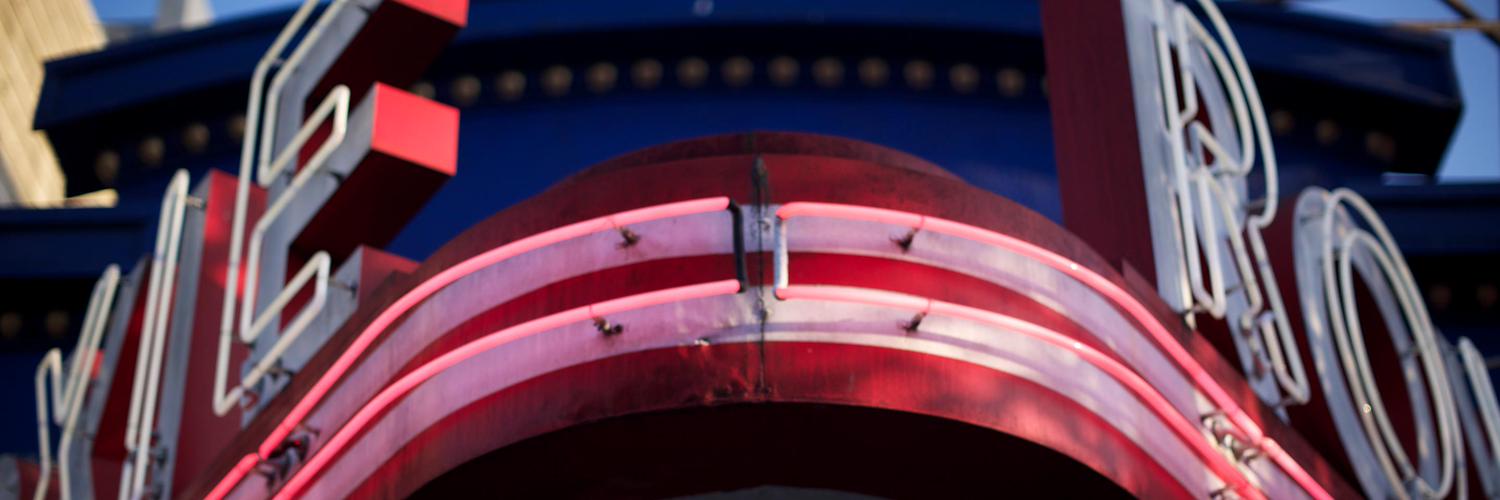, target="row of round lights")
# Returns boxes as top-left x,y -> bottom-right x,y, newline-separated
1269,109 -> 1399,163
0,310 -> 76,340
414,57 -> 1036,105
89,58 -> 1401,187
